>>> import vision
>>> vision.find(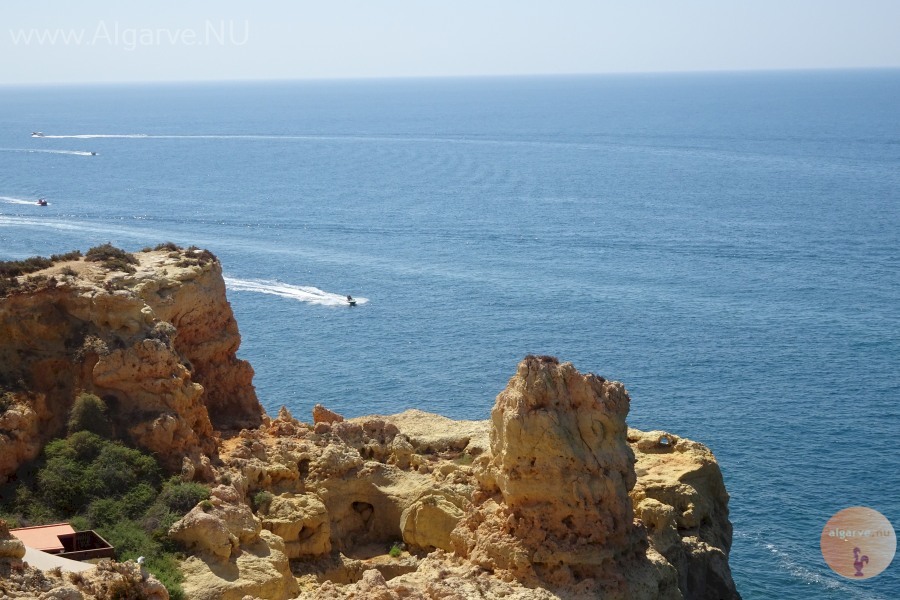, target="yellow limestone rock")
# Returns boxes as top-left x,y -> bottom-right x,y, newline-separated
172,493 -> 298,600
452,356 -> 679,598
0,519 -> 26,562
260,493 -> 332,557
400,492 -> 466,552
169,508 -> 239,561
630,428 -> 741,600
179,529 -> 298,600
0,247 -> 262,479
